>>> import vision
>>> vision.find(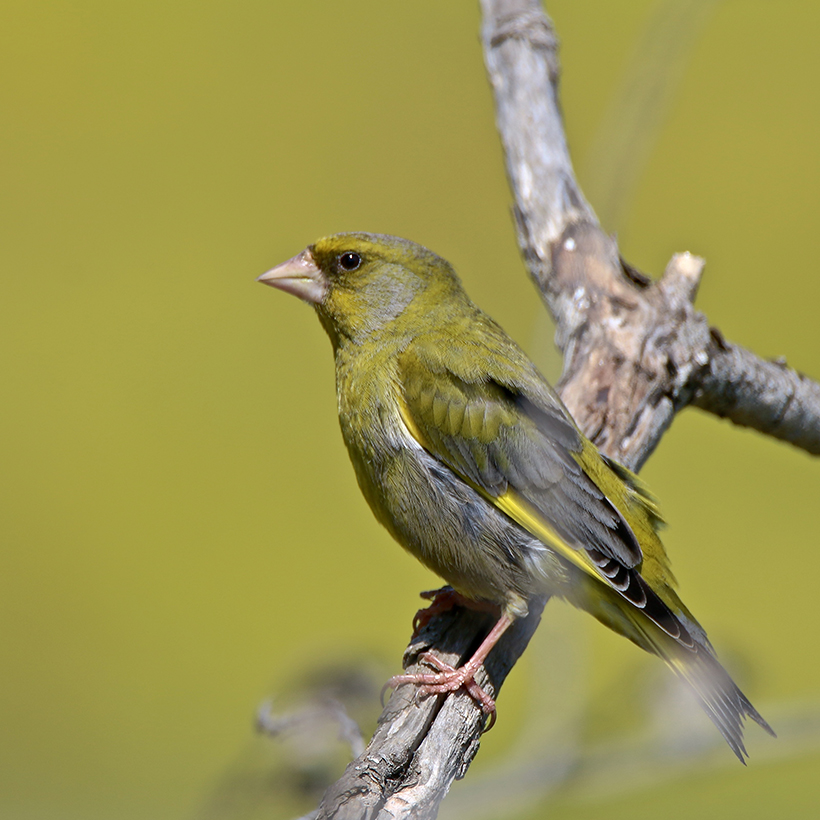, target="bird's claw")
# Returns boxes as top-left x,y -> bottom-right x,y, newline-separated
383,651 -> 497,730
412,587 -> 461,634
412,588 -> 500,636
